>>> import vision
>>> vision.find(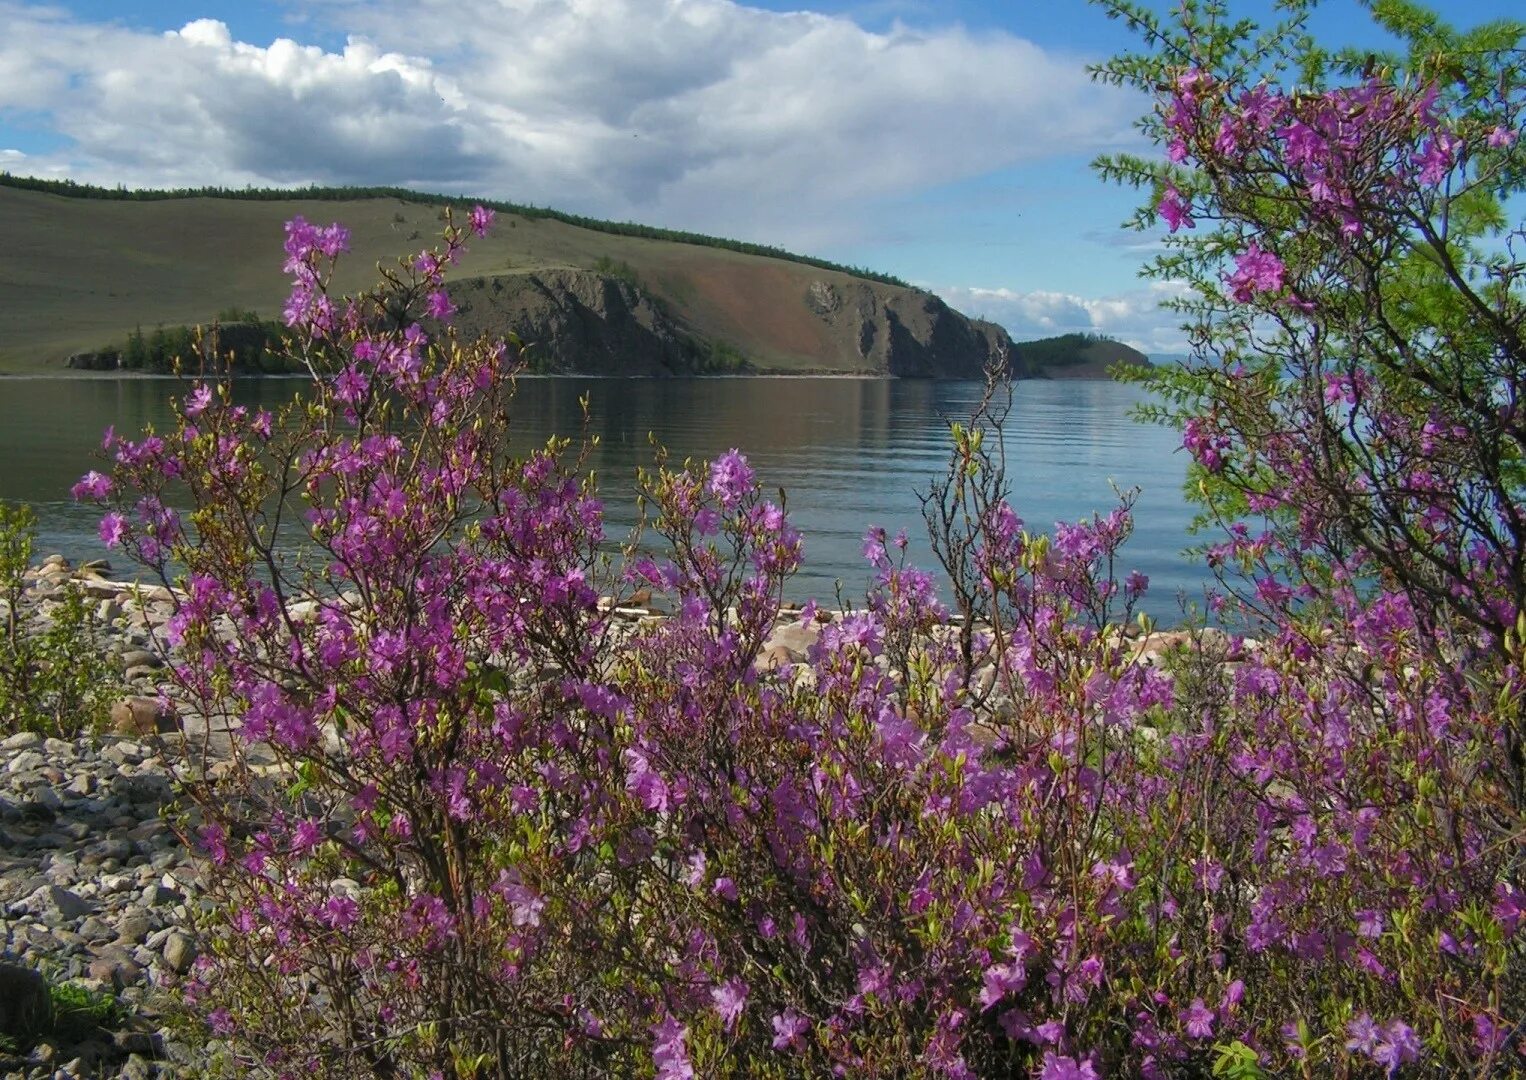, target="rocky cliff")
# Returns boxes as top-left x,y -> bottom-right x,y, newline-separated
803,280 -> 1020,379
446,271 -> 1017,378
447,270 -> 704,376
